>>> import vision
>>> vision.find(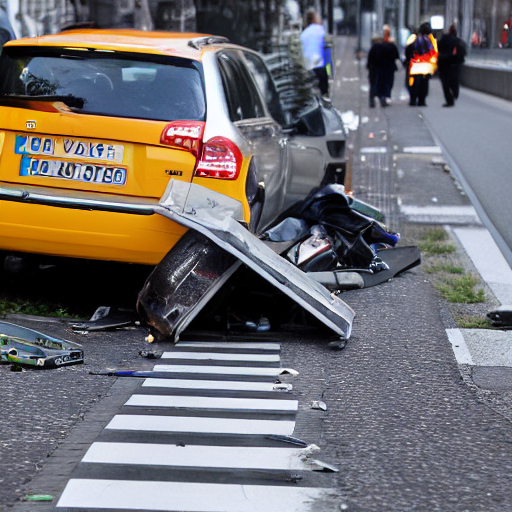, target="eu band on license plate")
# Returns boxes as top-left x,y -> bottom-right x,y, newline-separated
19,156 -> 127,185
